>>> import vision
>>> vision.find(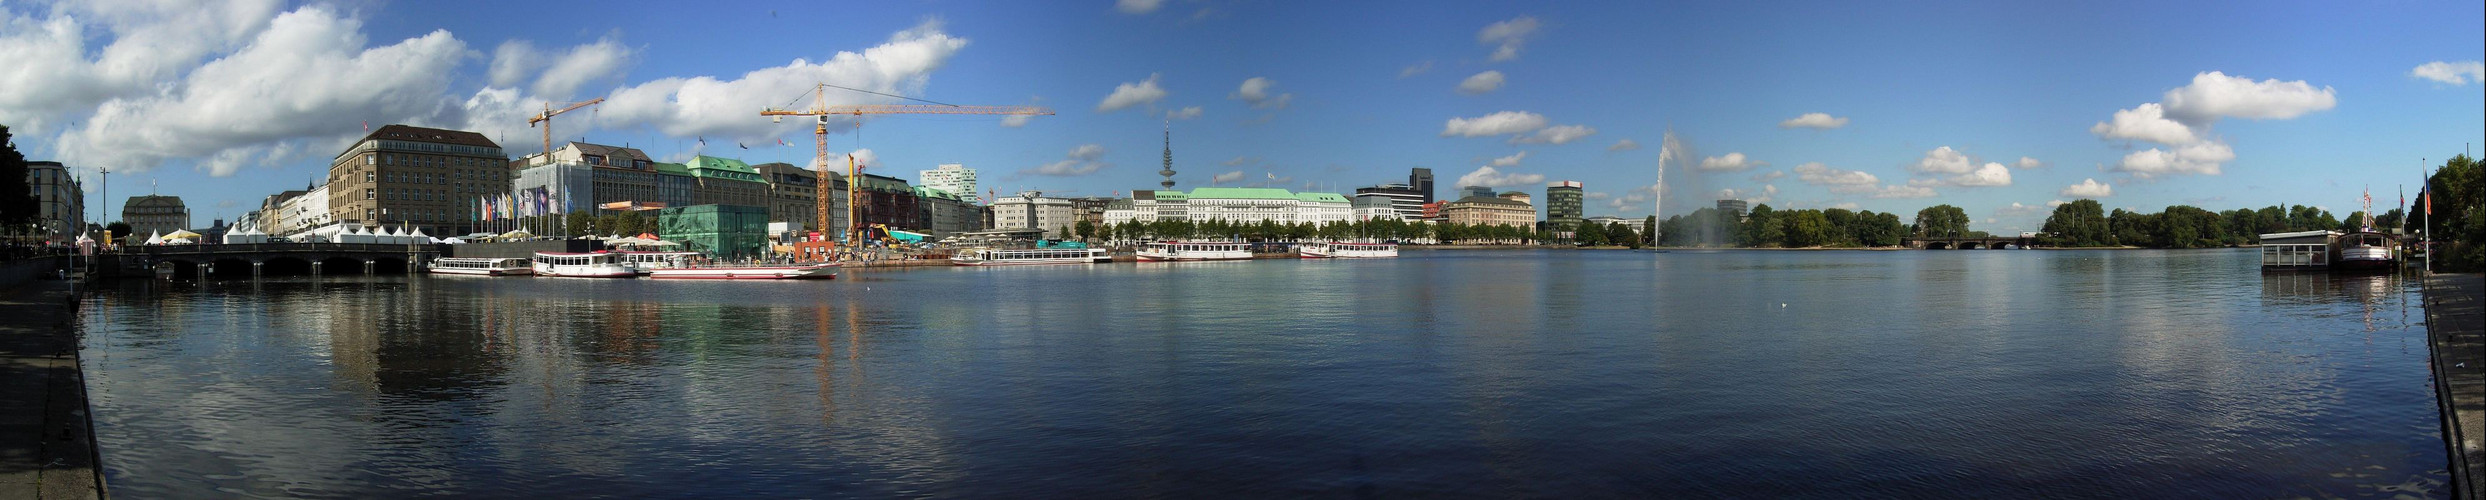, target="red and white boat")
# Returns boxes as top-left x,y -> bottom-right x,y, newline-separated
429,257 -> 534,276
532,252 -> 640,278
618,251 -> 704,274
647,263 -> 840,280
1297,242 -> 1398,259
1135,242 -> 1253,262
